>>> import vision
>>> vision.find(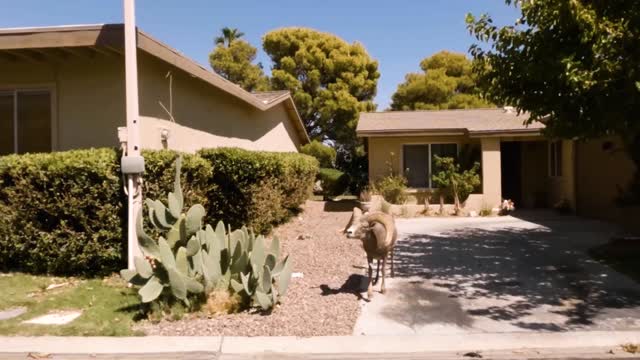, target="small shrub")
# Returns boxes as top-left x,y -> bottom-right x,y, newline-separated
318,168 -> 350,198
205,289 -> 242,316
432,156 -> 480,214
300,140 -> 336,168
374,175 -> 408,204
